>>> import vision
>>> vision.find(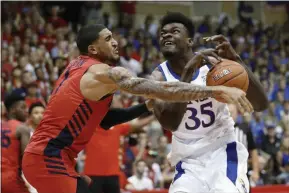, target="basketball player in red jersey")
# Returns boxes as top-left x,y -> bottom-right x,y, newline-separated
2,92 -> 31,193
22,24 -> 253,193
